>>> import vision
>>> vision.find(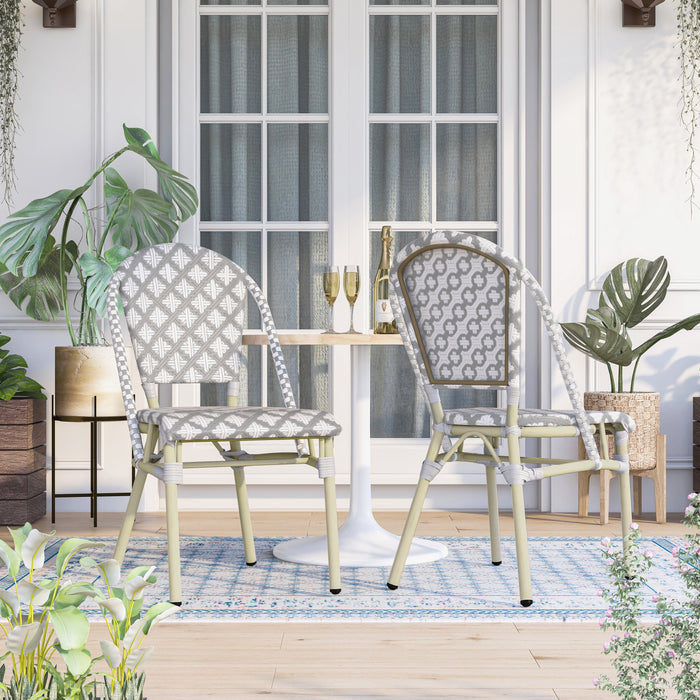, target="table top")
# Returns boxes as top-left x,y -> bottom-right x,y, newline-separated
242,329 -> 404,346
